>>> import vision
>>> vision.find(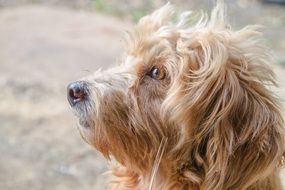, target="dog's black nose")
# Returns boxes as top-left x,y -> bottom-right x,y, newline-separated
67,81 -> 87,106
